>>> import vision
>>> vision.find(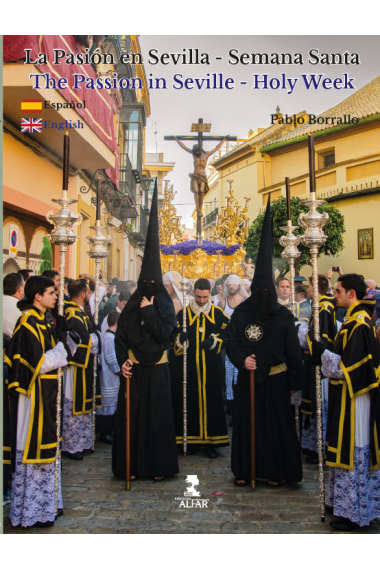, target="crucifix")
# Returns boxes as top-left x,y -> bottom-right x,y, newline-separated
165,119 -> 237,240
